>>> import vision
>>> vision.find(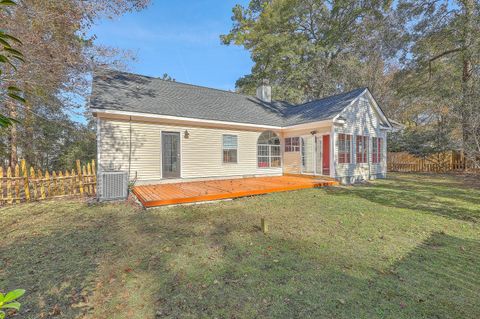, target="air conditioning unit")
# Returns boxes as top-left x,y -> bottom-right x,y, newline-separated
97,171 -> 129,201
